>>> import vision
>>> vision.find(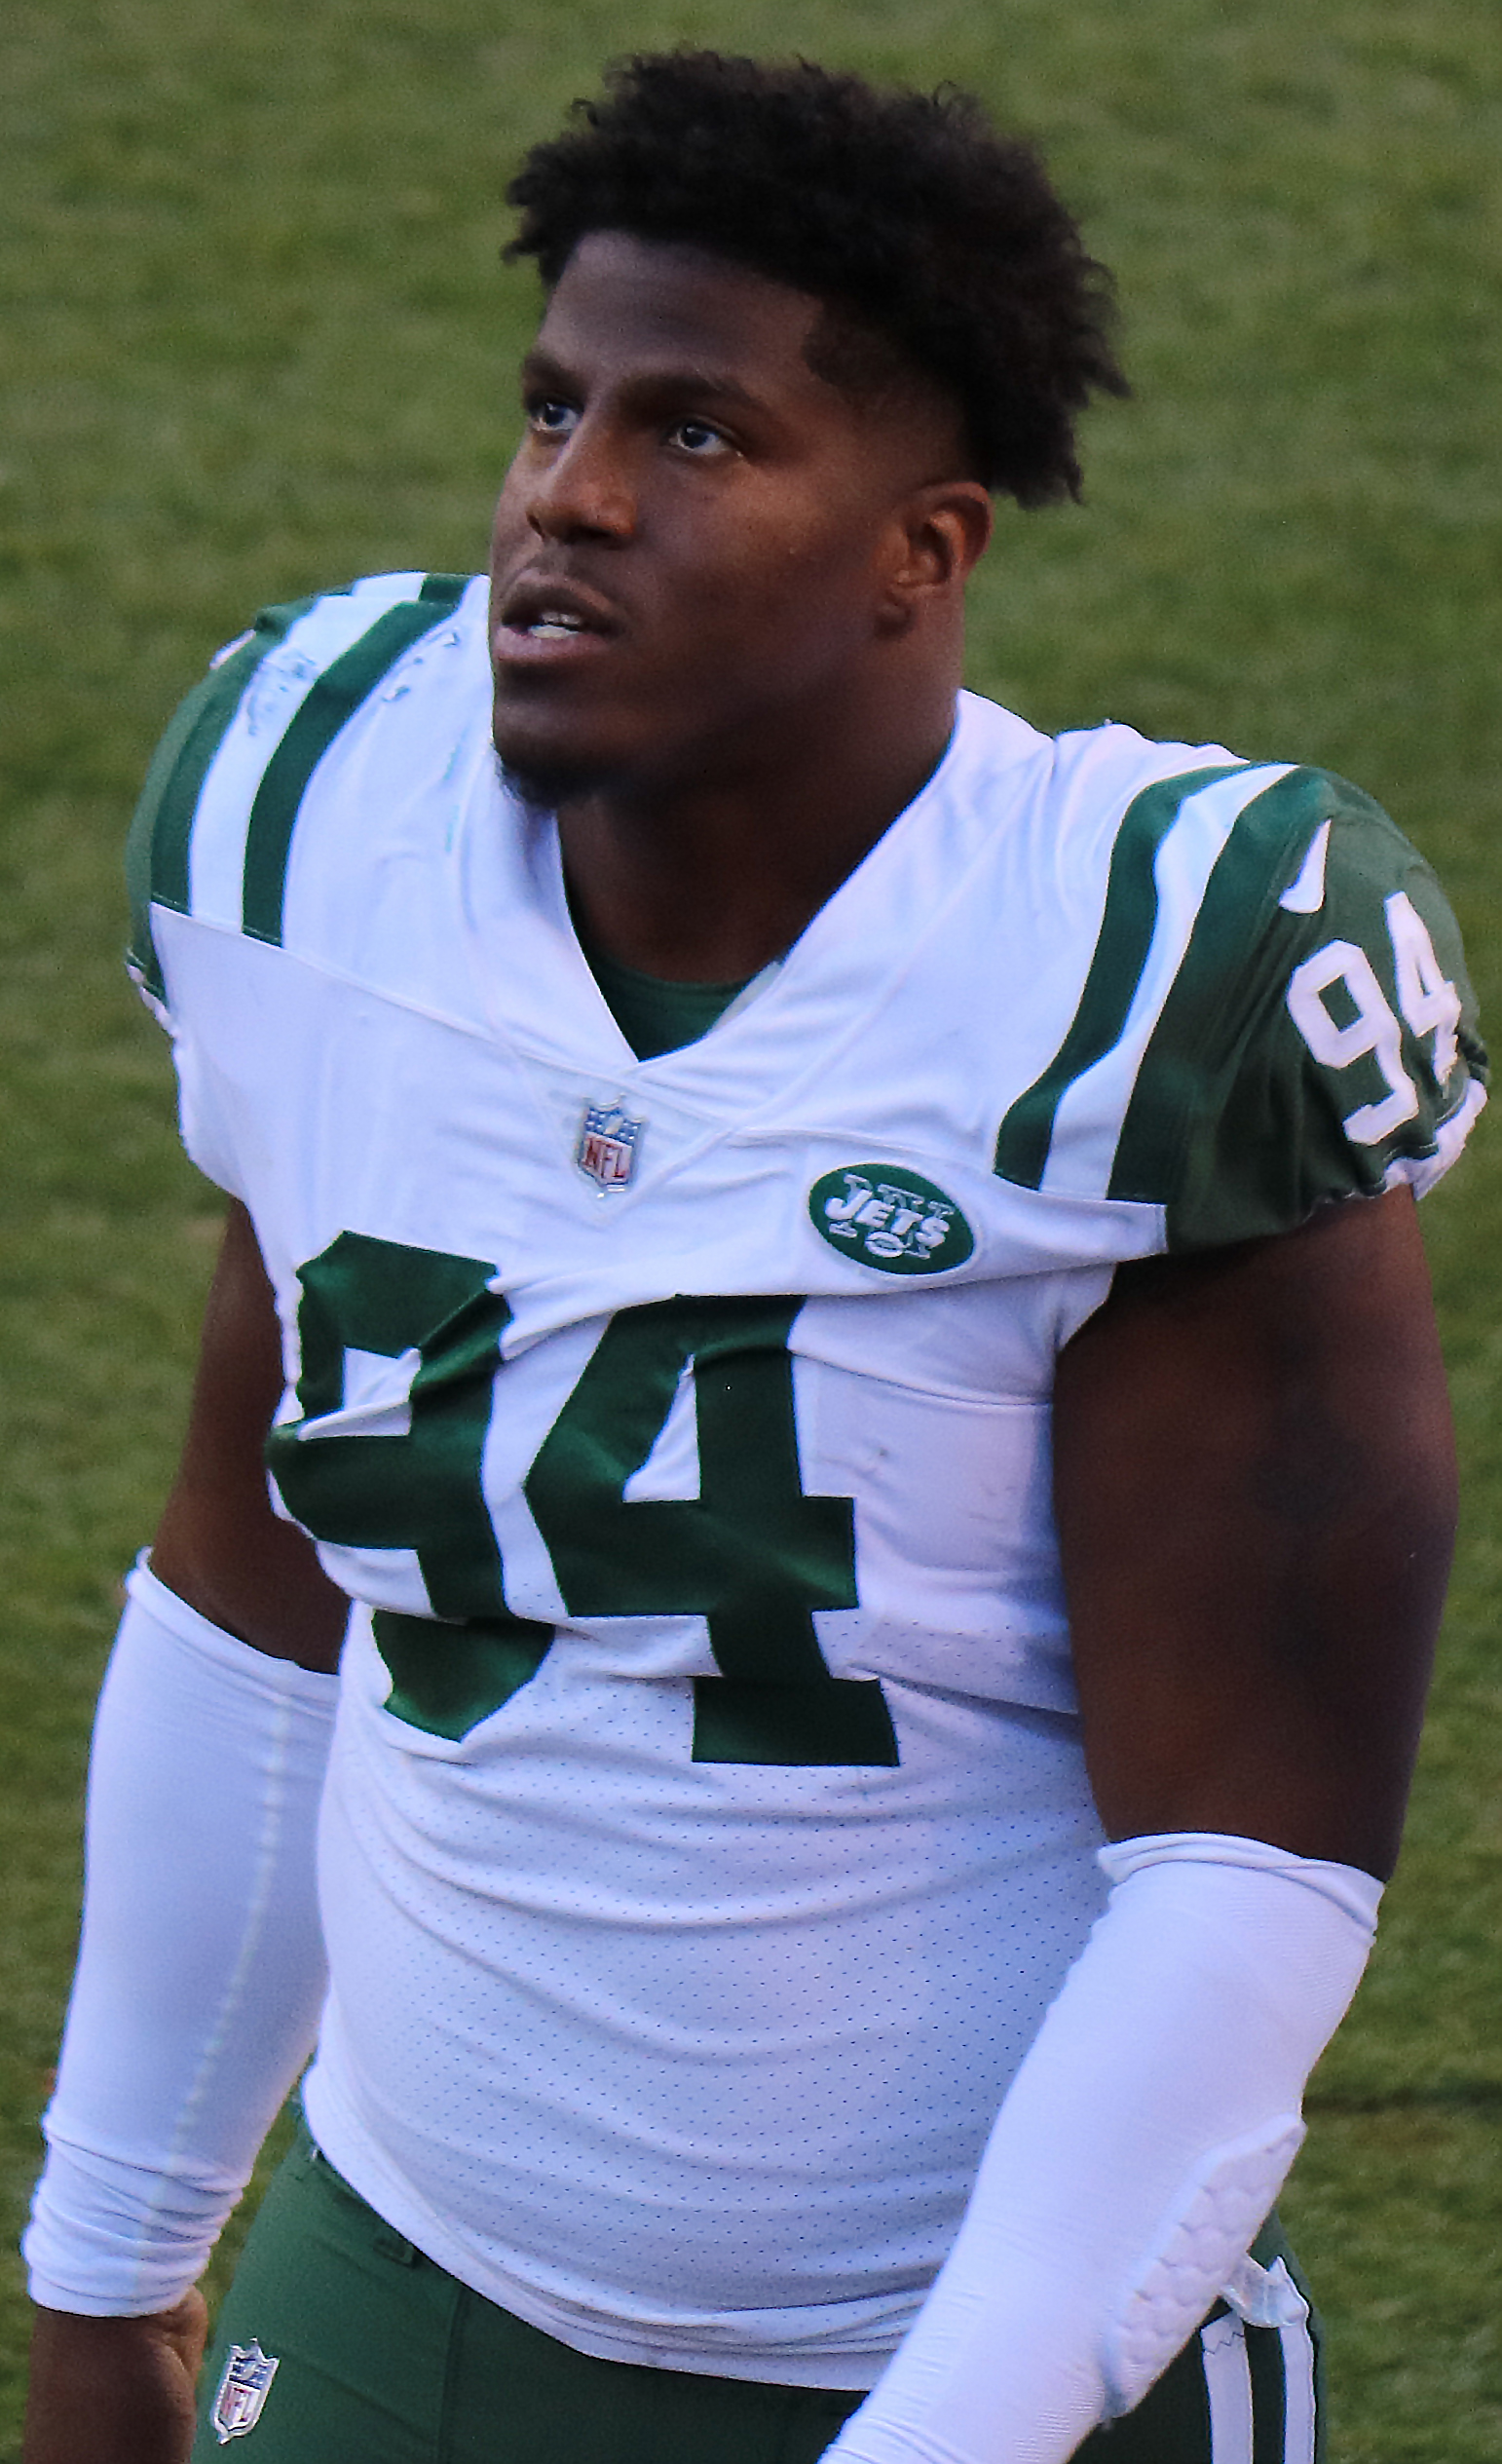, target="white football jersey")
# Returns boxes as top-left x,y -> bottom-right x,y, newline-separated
129,571 -> 1484,2381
